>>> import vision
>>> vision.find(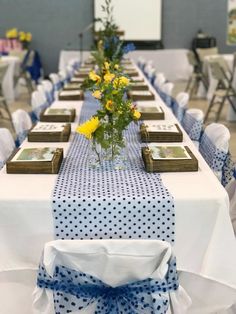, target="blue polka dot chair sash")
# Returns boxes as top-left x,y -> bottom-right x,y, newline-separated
199,132 -> 228,179
171,99 -> 186,123
221,153 -> 235,187
52,93 -> 175,243
182,112 -> 203,142
34,240 -> 191,314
